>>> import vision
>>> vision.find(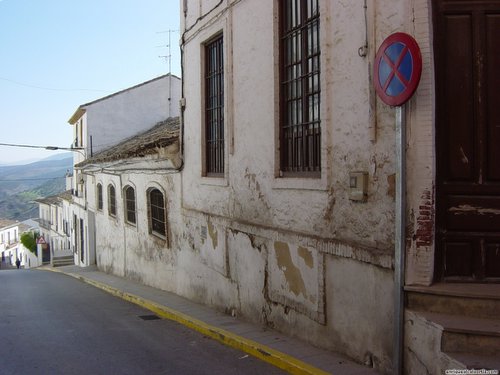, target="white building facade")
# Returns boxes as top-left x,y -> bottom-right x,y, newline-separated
0,220 -> 20,266
178,1 -> 500,374
76,118 -> 181,283
180,1 -> 395,371
60,1 -> 500,373
0,220 -> 40,268
36,191 -> 73,265
67,74 -> 181,267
